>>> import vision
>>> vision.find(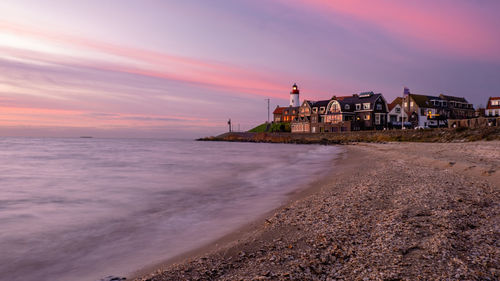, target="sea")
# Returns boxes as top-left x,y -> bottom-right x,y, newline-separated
0,138 -> 343,281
